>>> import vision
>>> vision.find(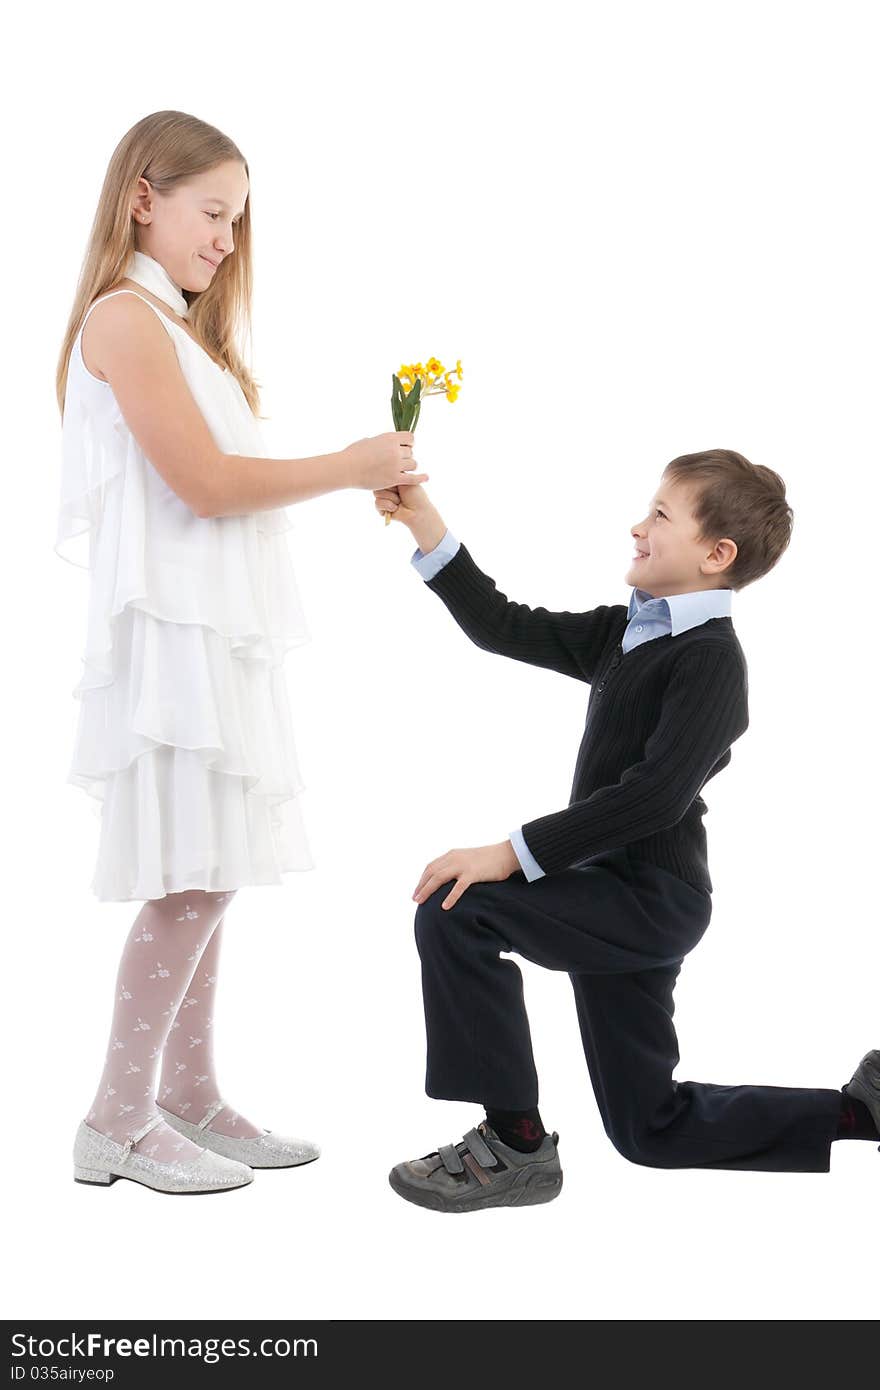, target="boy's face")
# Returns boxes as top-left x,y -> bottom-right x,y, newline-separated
626,475 -> 737,597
